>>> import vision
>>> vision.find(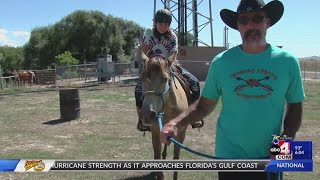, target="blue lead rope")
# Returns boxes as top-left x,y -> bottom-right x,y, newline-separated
157,112 -> 223,159
157,112 -> 283,180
